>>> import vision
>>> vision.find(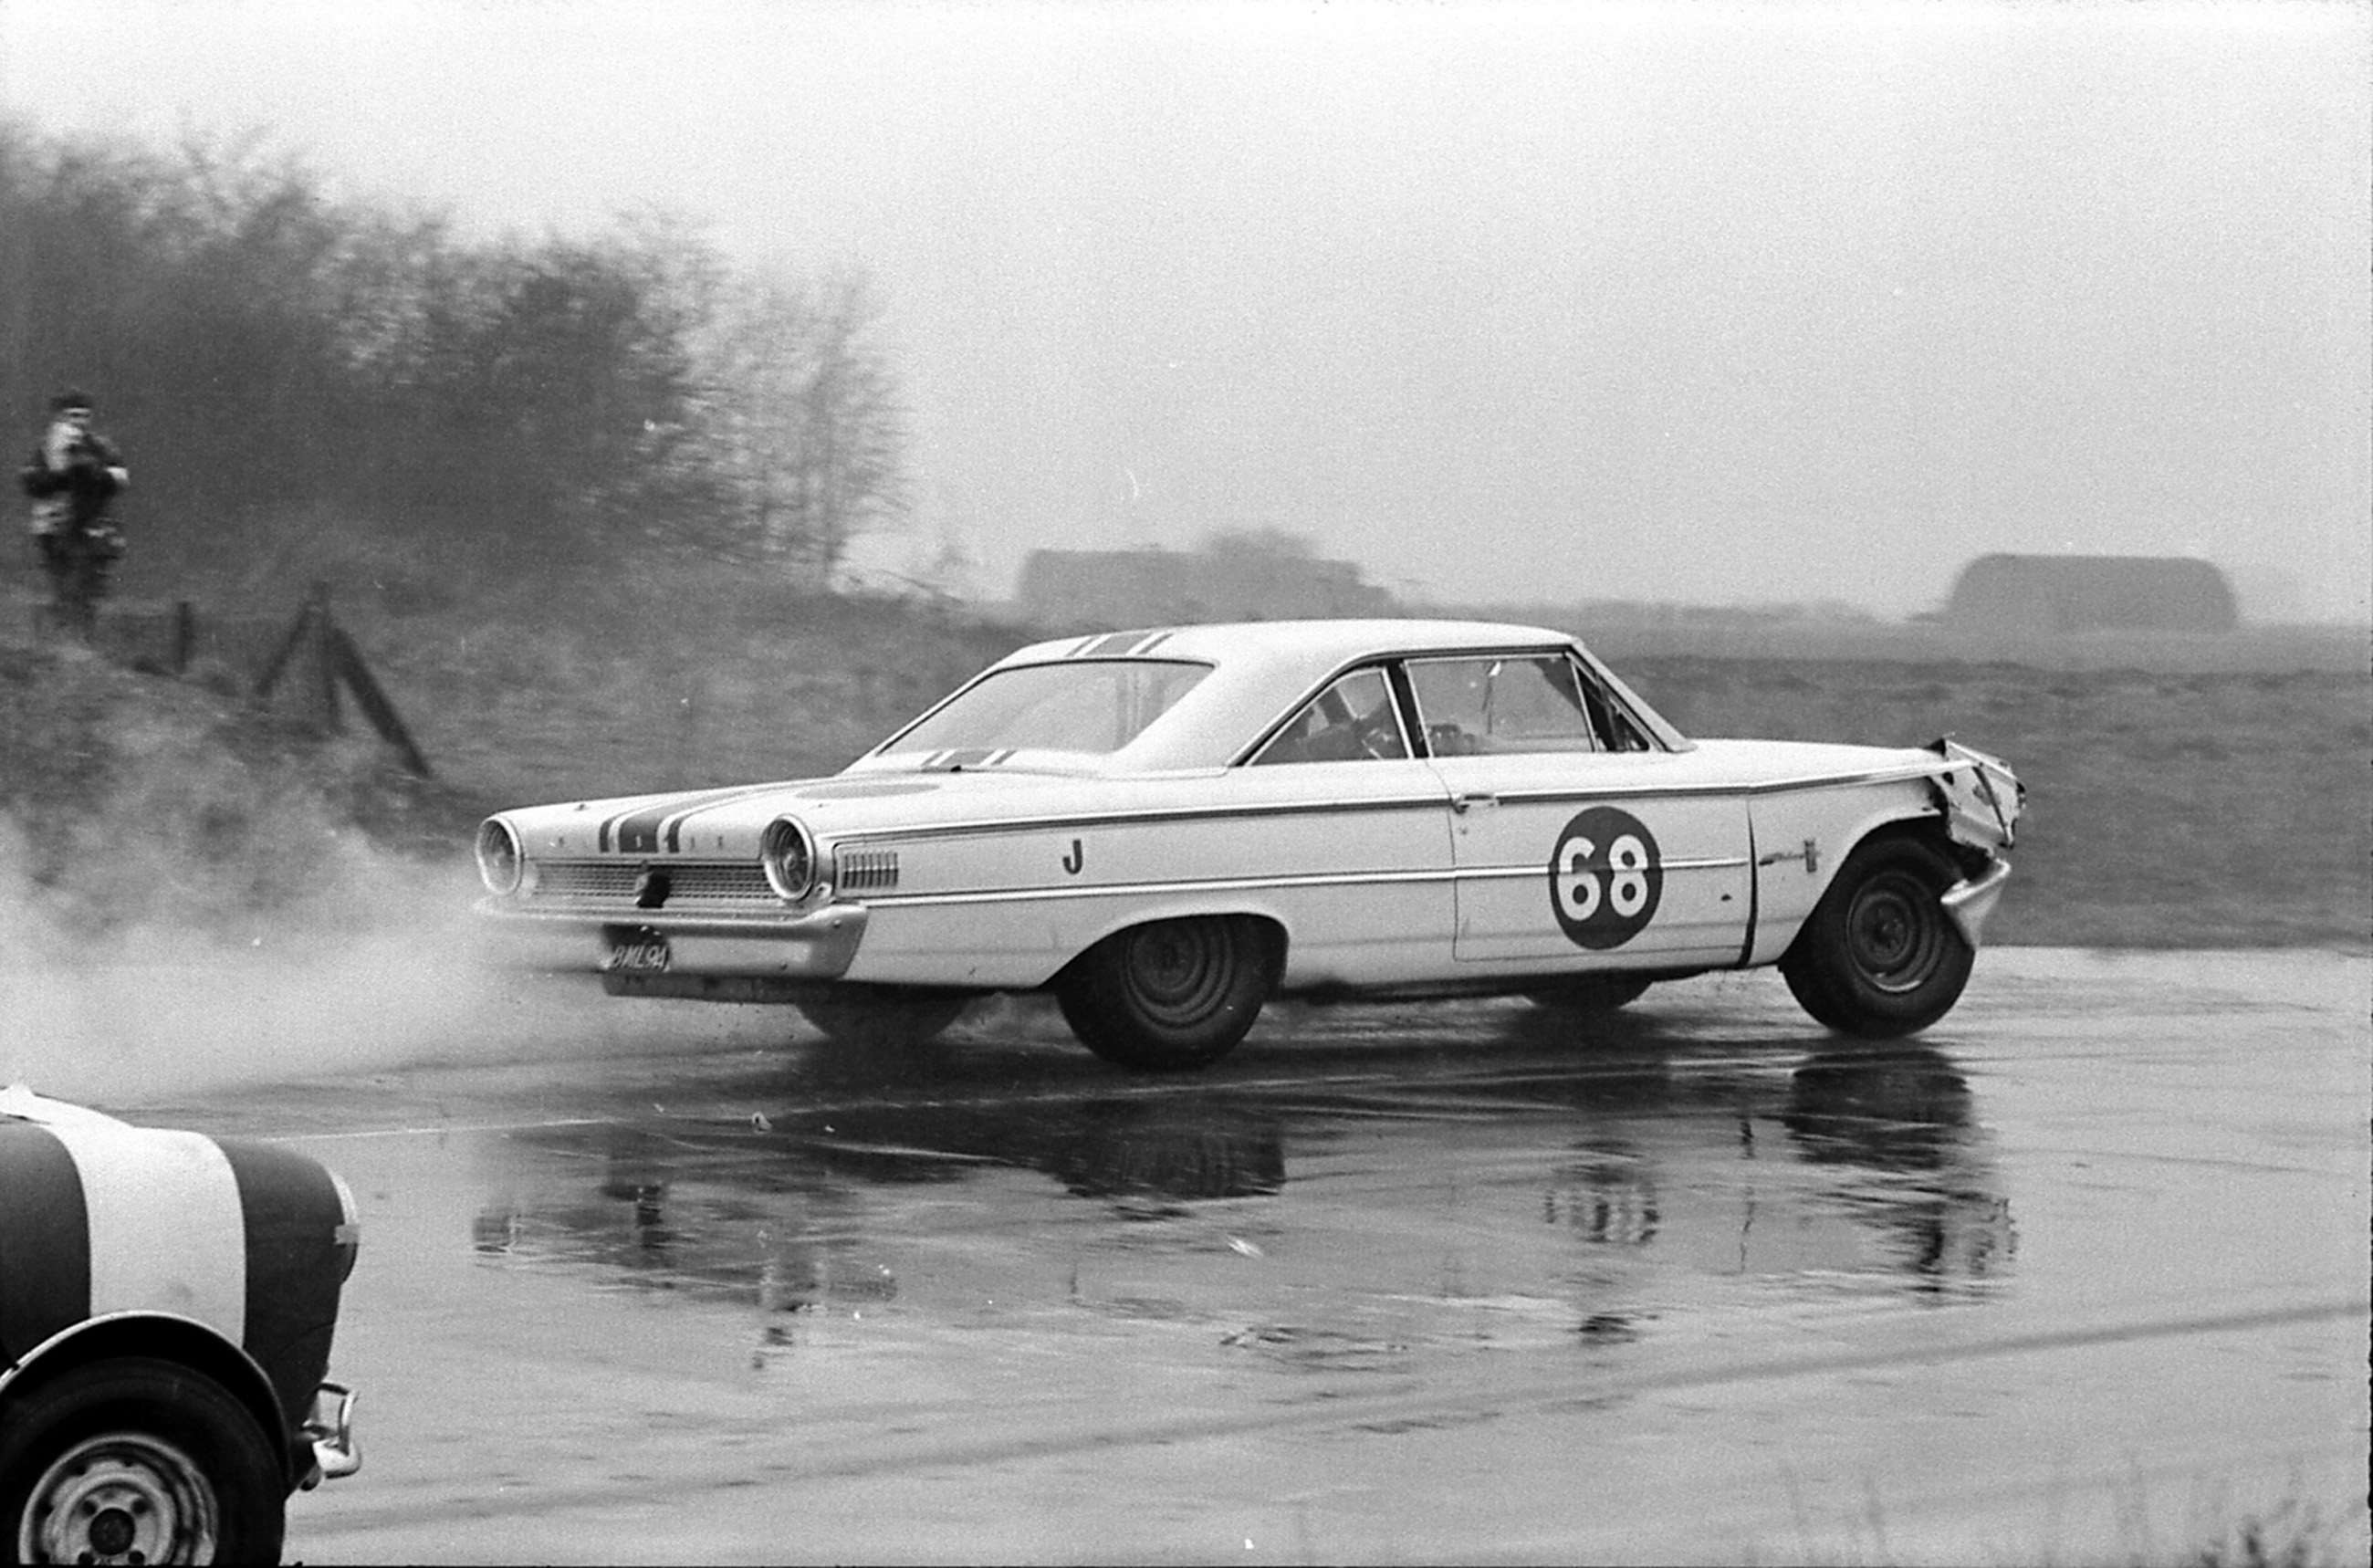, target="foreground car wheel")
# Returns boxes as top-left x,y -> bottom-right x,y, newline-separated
1057,916 -> 1278,1071
0,1357 -> 284,1567
795,987 -> 970,1049
1780,834 -> 1974,1038
1526,976 -> 1654,1015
